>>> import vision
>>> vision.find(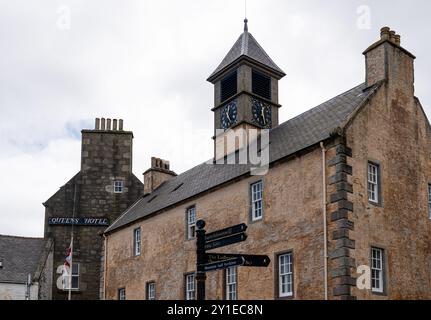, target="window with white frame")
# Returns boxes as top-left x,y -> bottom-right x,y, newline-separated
114,181 -> 124,193
428,184 -> 431,219
368,162 -> 379,203
186,207 -> 196,240
134,227 -> 141,256
278,252 -> 293,297
251,181 -> 263,221
147,282 -> 156,300
226,267 -> 237,300
118,288 -> 126,300
62,263 -> 79,290
371,247 -> 384,293
185,274 -> 195,300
